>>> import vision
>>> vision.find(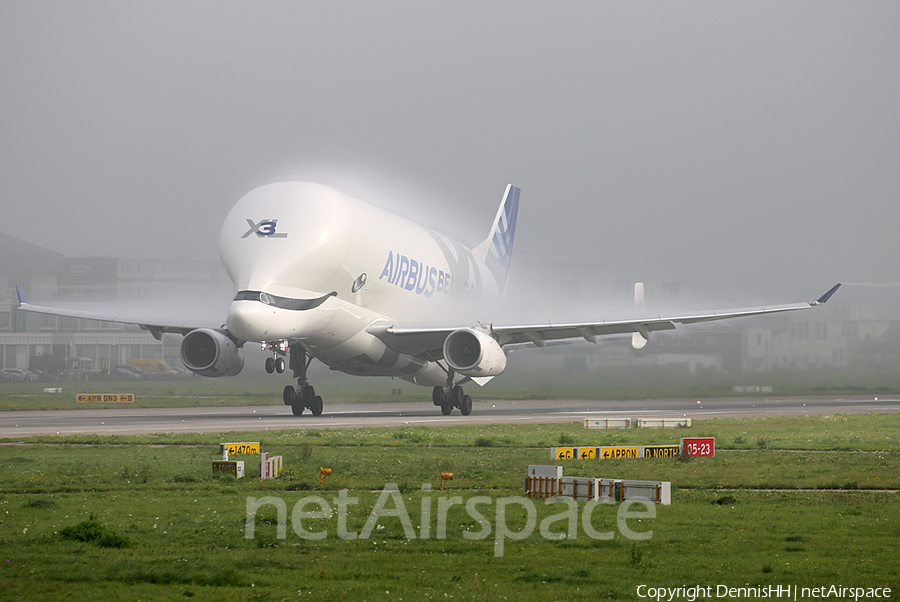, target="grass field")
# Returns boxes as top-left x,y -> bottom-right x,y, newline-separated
3,362 -> 899,411
1,415 -> 898,601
